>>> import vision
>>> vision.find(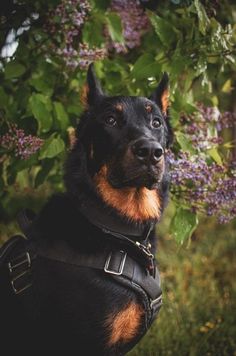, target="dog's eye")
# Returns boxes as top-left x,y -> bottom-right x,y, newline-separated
105,116 -> 117,127
152,117 -> 162,129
